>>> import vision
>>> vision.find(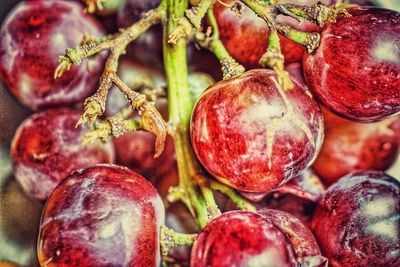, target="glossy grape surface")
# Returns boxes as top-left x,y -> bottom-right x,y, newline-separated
303,8 -> 400,121
38,164 -> 165,267
191,69 -> 324,192
0,1 -> 106,110
311,171 -> 400,267
10,108 -> 114,201
190,211 -> 297,267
